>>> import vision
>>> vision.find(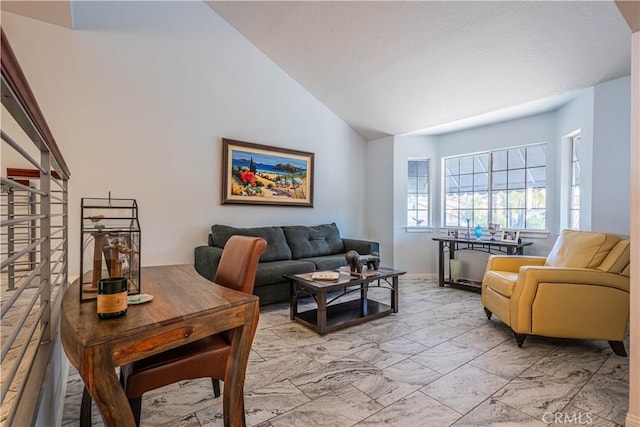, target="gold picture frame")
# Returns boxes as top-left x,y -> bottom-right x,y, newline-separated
222,138 -> 314,207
